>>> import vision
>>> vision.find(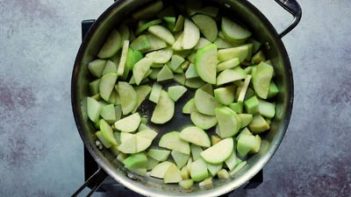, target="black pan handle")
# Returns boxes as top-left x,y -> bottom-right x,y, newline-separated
71,168 -> 108,197
274,0 -> 302,38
